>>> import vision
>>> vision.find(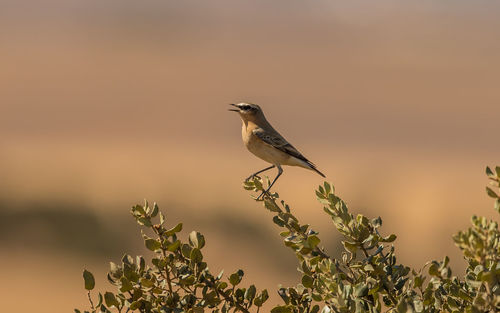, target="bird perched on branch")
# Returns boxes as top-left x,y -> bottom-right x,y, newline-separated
229,102 -> 325,199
